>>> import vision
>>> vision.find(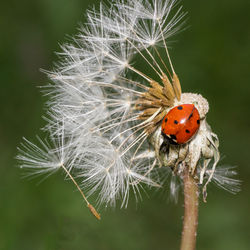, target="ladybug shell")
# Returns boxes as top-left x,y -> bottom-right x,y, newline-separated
161,104 -> 200,144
